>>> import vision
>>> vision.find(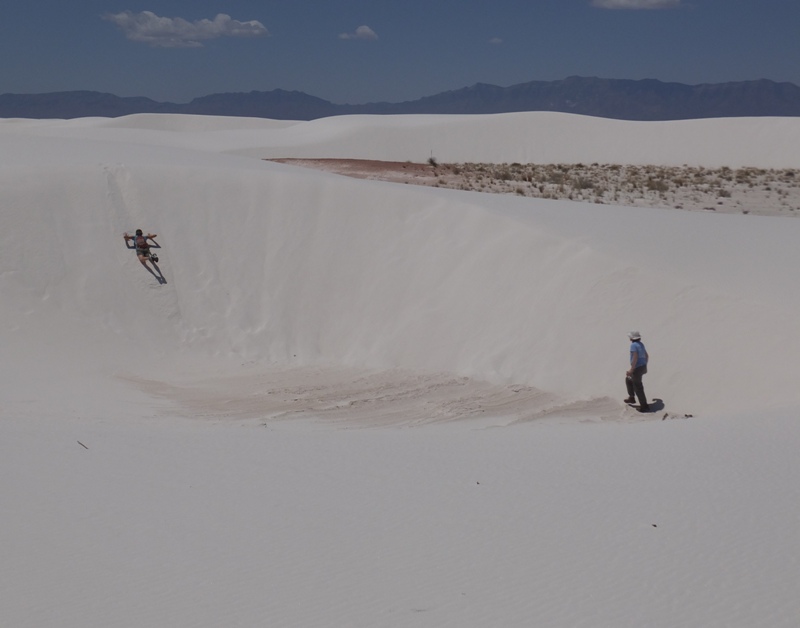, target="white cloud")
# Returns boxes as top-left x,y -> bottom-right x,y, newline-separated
591,0 -> 681,8
488,37 -> 504,45
104,11 -> 269,48
339,25 -> 378,41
